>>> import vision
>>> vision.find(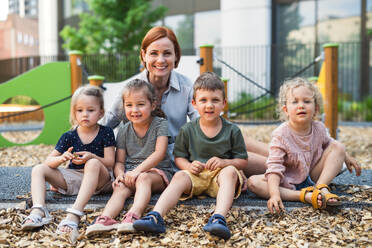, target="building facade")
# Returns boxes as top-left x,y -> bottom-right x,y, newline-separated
0,13 -> 38,59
